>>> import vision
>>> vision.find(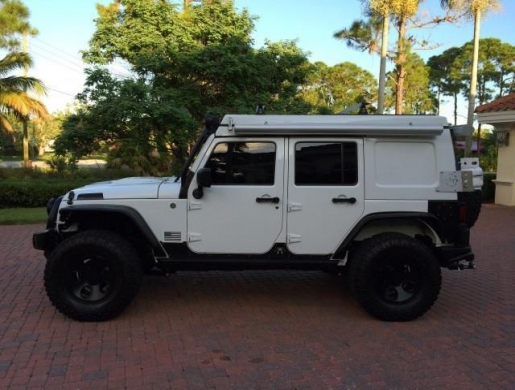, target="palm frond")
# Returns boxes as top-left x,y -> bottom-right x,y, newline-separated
334,19 -> 380,54
0,52 -> 32,77
0,76 -> 47,95
0,114 -> 14,132
0,91 -> 49,120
